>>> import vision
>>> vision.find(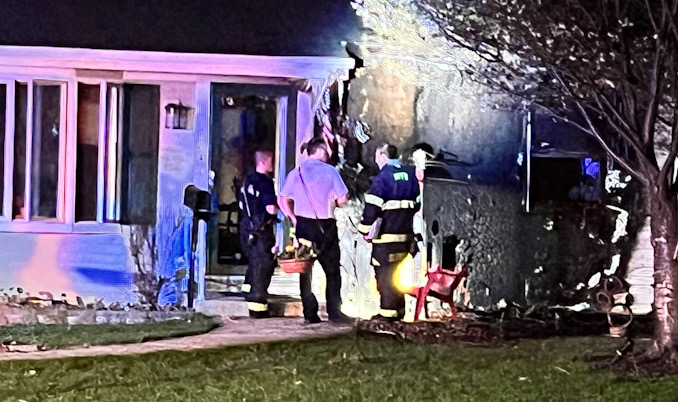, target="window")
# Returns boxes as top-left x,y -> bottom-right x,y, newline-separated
75,83 -> 159,225
530,156 -> 601,203
7,81 -> 67,222
0,76 -> 160,232
75,84 -> 101,222
119,84 -> 160,225
75,83 -> 125,223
